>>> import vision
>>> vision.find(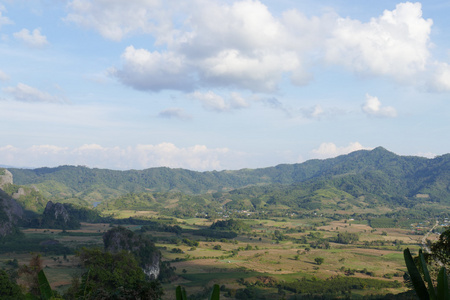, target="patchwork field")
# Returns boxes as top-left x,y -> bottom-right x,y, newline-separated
0,216 -> 438,299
